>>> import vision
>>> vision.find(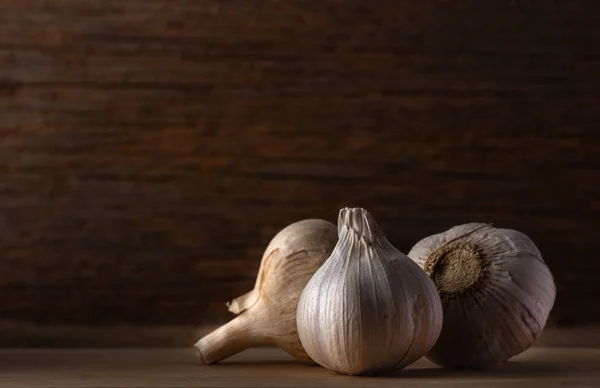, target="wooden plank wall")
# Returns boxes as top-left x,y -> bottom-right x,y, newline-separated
1,1 -> 599,328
